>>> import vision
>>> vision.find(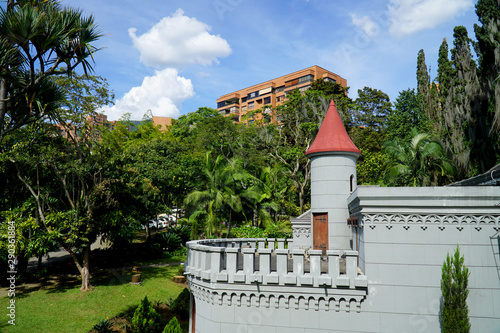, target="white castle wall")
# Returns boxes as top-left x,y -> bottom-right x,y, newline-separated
186,186 -> 500,333
348,186 -> 500,333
